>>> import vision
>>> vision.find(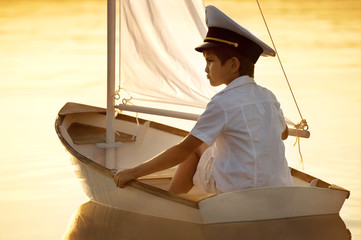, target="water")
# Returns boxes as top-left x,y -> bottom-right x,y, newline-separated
0,0 -> 360,239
